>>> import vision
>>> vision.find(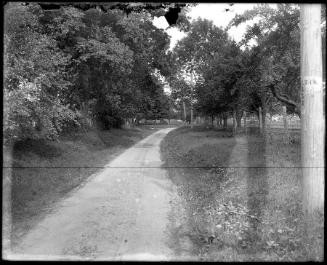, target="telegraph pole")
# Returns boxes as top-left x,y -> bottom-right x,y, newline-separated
300,4 -> 325,217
